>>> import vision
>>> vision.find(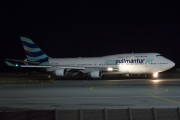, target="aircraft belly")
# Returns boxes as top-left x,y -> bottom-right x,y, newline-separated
119,65 -> 148,74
